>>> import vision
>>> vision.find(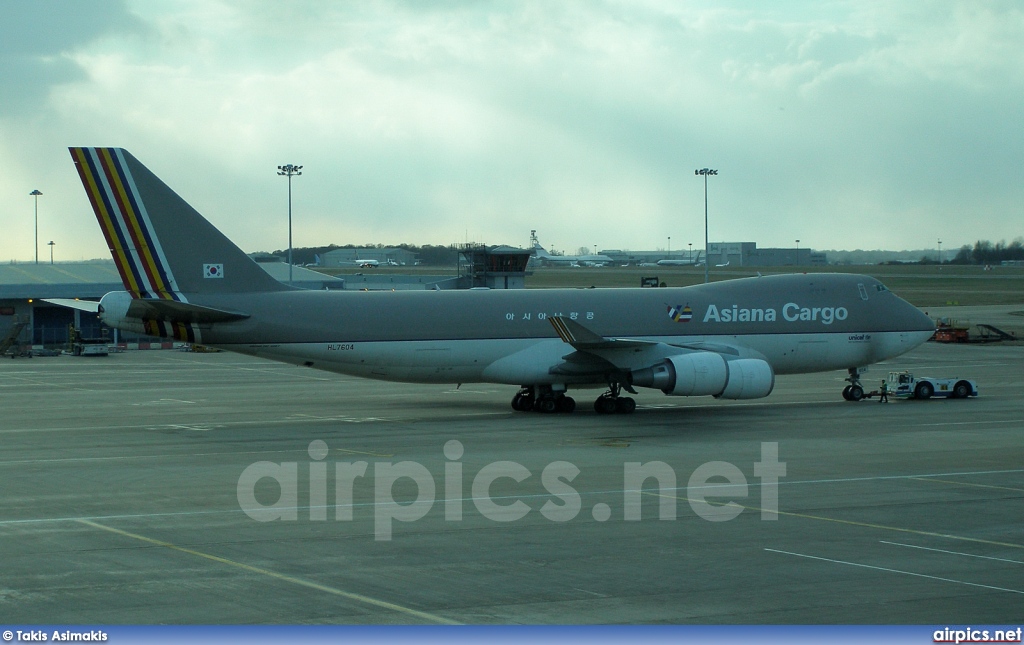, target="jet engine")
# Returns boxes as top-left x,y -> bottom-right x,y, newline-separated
98,291 -> 147,335
630,352 -> 774,400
